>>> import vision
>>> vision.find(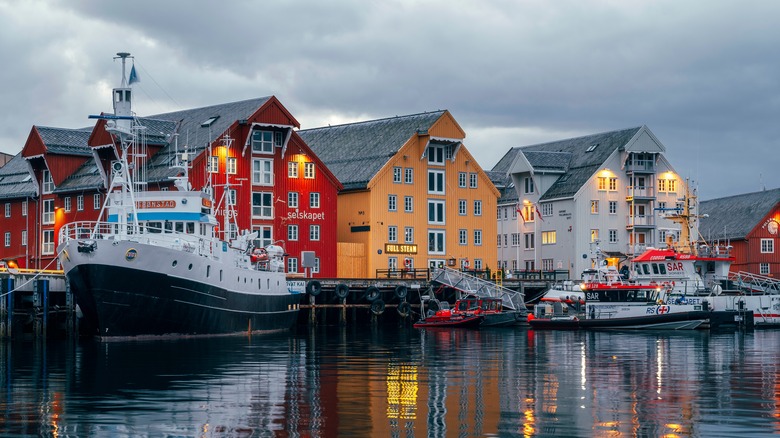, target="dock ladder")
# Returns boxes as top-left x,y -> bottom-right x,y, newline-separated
430,267 -> 526,313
